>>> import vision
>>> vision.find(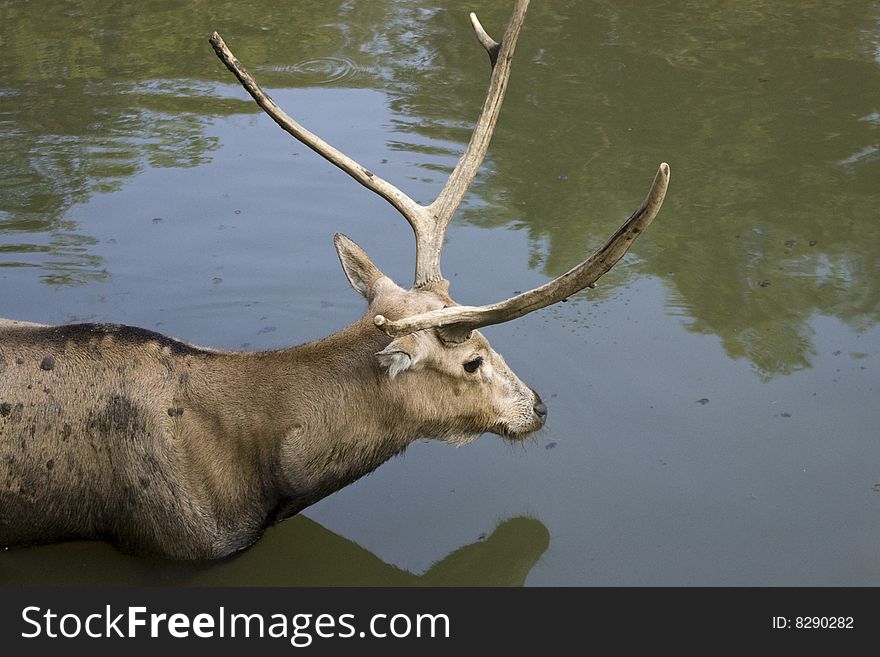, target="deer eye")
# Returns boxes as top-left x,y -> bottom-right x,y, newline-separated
463,356 -> 483,374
